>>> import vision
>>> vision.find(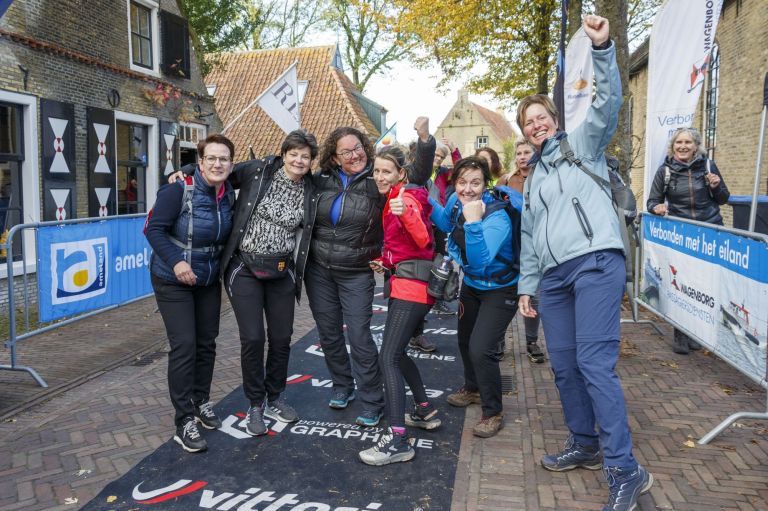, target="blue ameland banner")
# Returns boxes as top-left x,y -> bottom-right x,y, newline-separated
37,216 -> 152,322
639,215 -> 768,386
0,0 -> 14,18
